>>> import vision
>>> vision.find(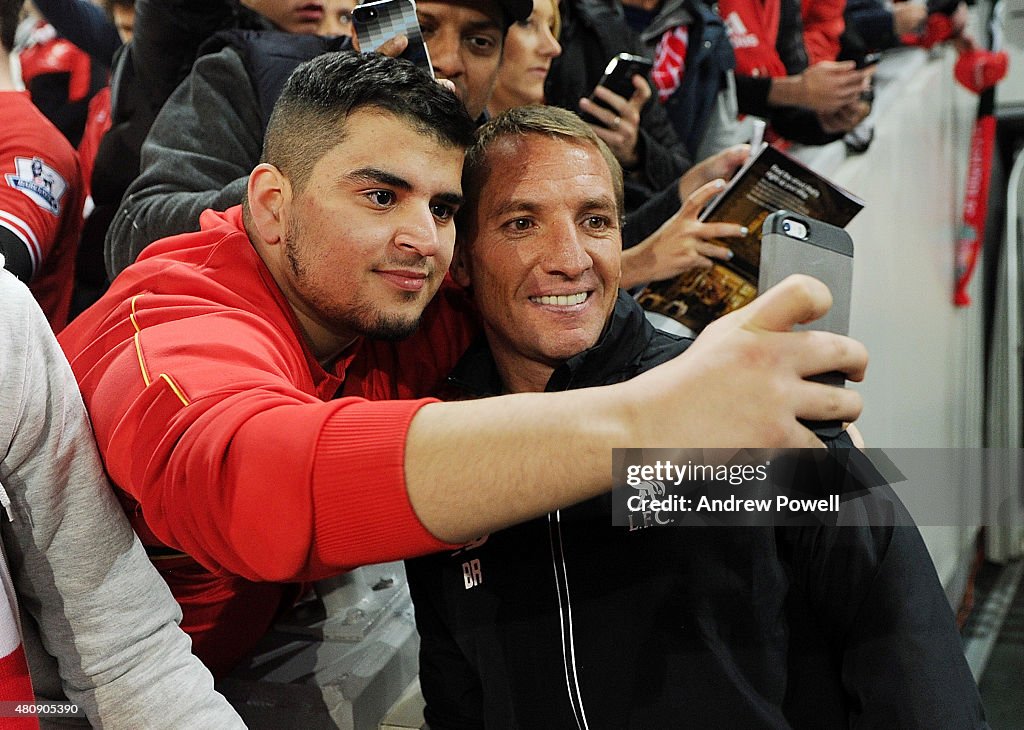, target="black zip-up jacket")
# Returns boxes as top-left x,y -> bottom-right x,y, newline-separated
407,291 -> 987,729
